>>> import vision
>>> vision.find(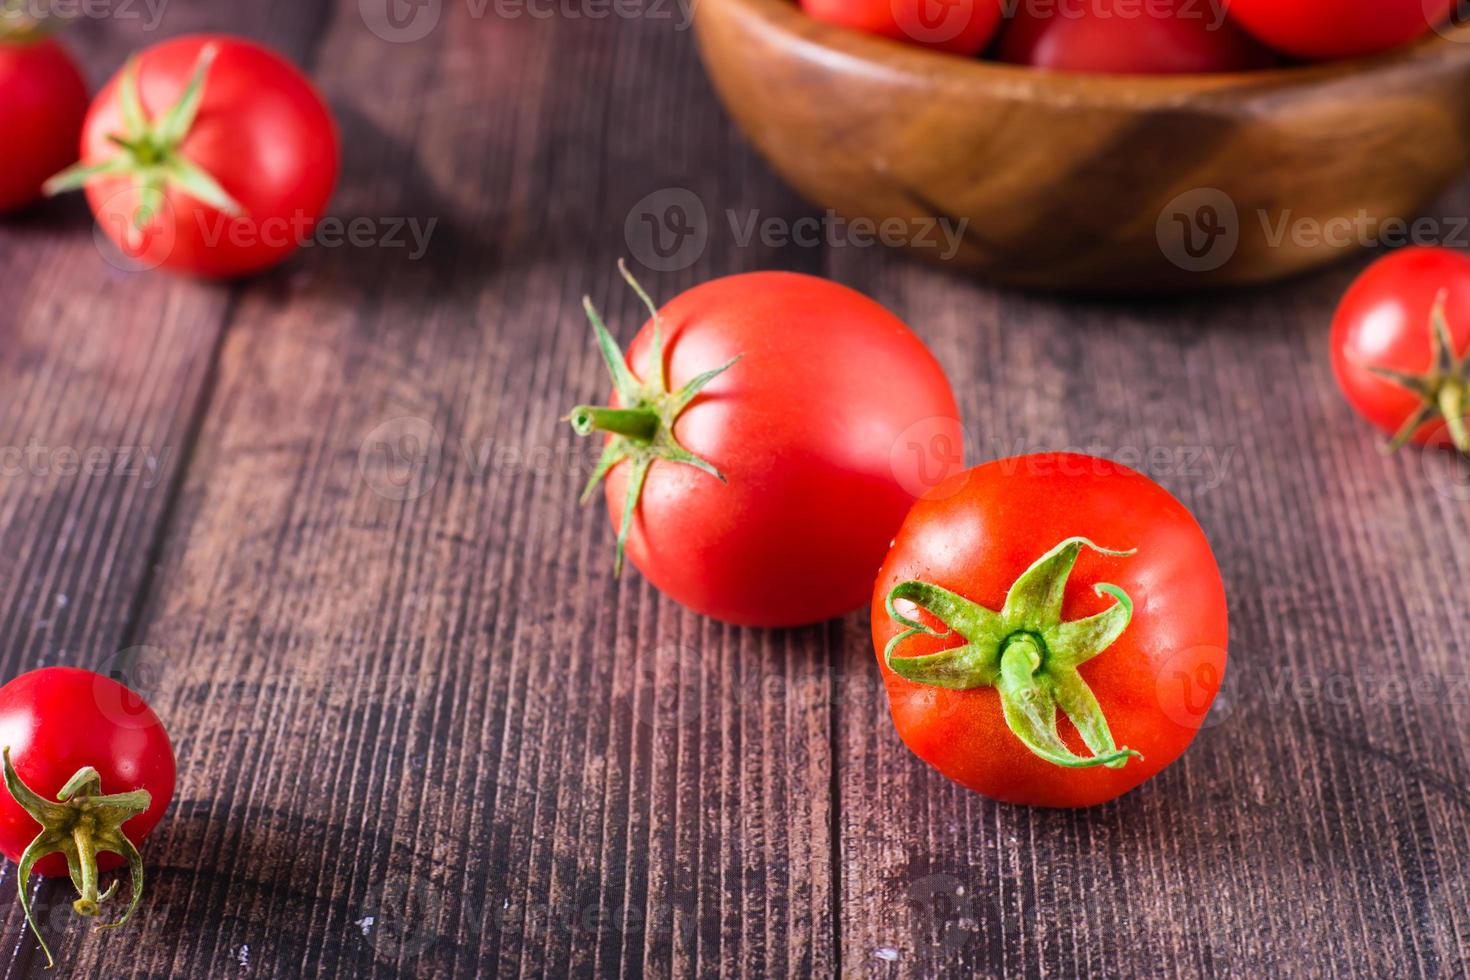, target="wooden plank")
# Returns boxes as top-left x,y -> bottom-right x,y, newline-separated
50,6 -> 838,977
0,17 -> 236,979
831,186 -> 1470,977
0,3 -> 346,974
